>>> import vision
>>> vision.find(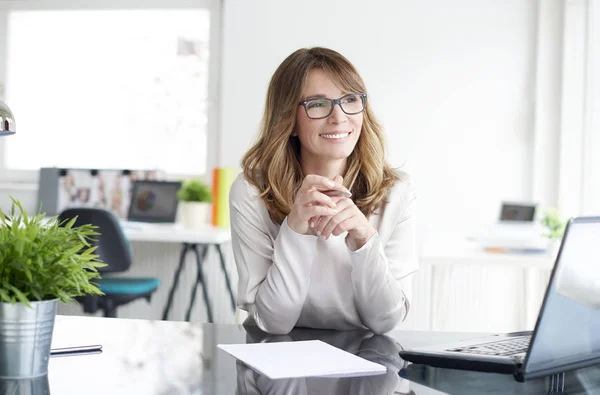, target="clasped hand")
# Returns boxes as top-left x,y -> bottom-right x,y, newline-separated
287,174 -> 376,249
